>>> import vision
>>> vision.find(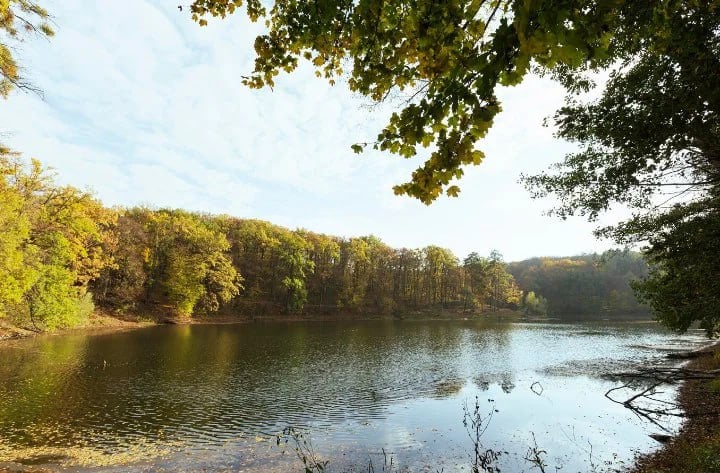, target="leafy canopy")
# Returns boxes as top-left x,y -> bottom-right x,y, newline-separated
0,150 -> 115,330
143,210 -> 242,316
188,0 -> 630,203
